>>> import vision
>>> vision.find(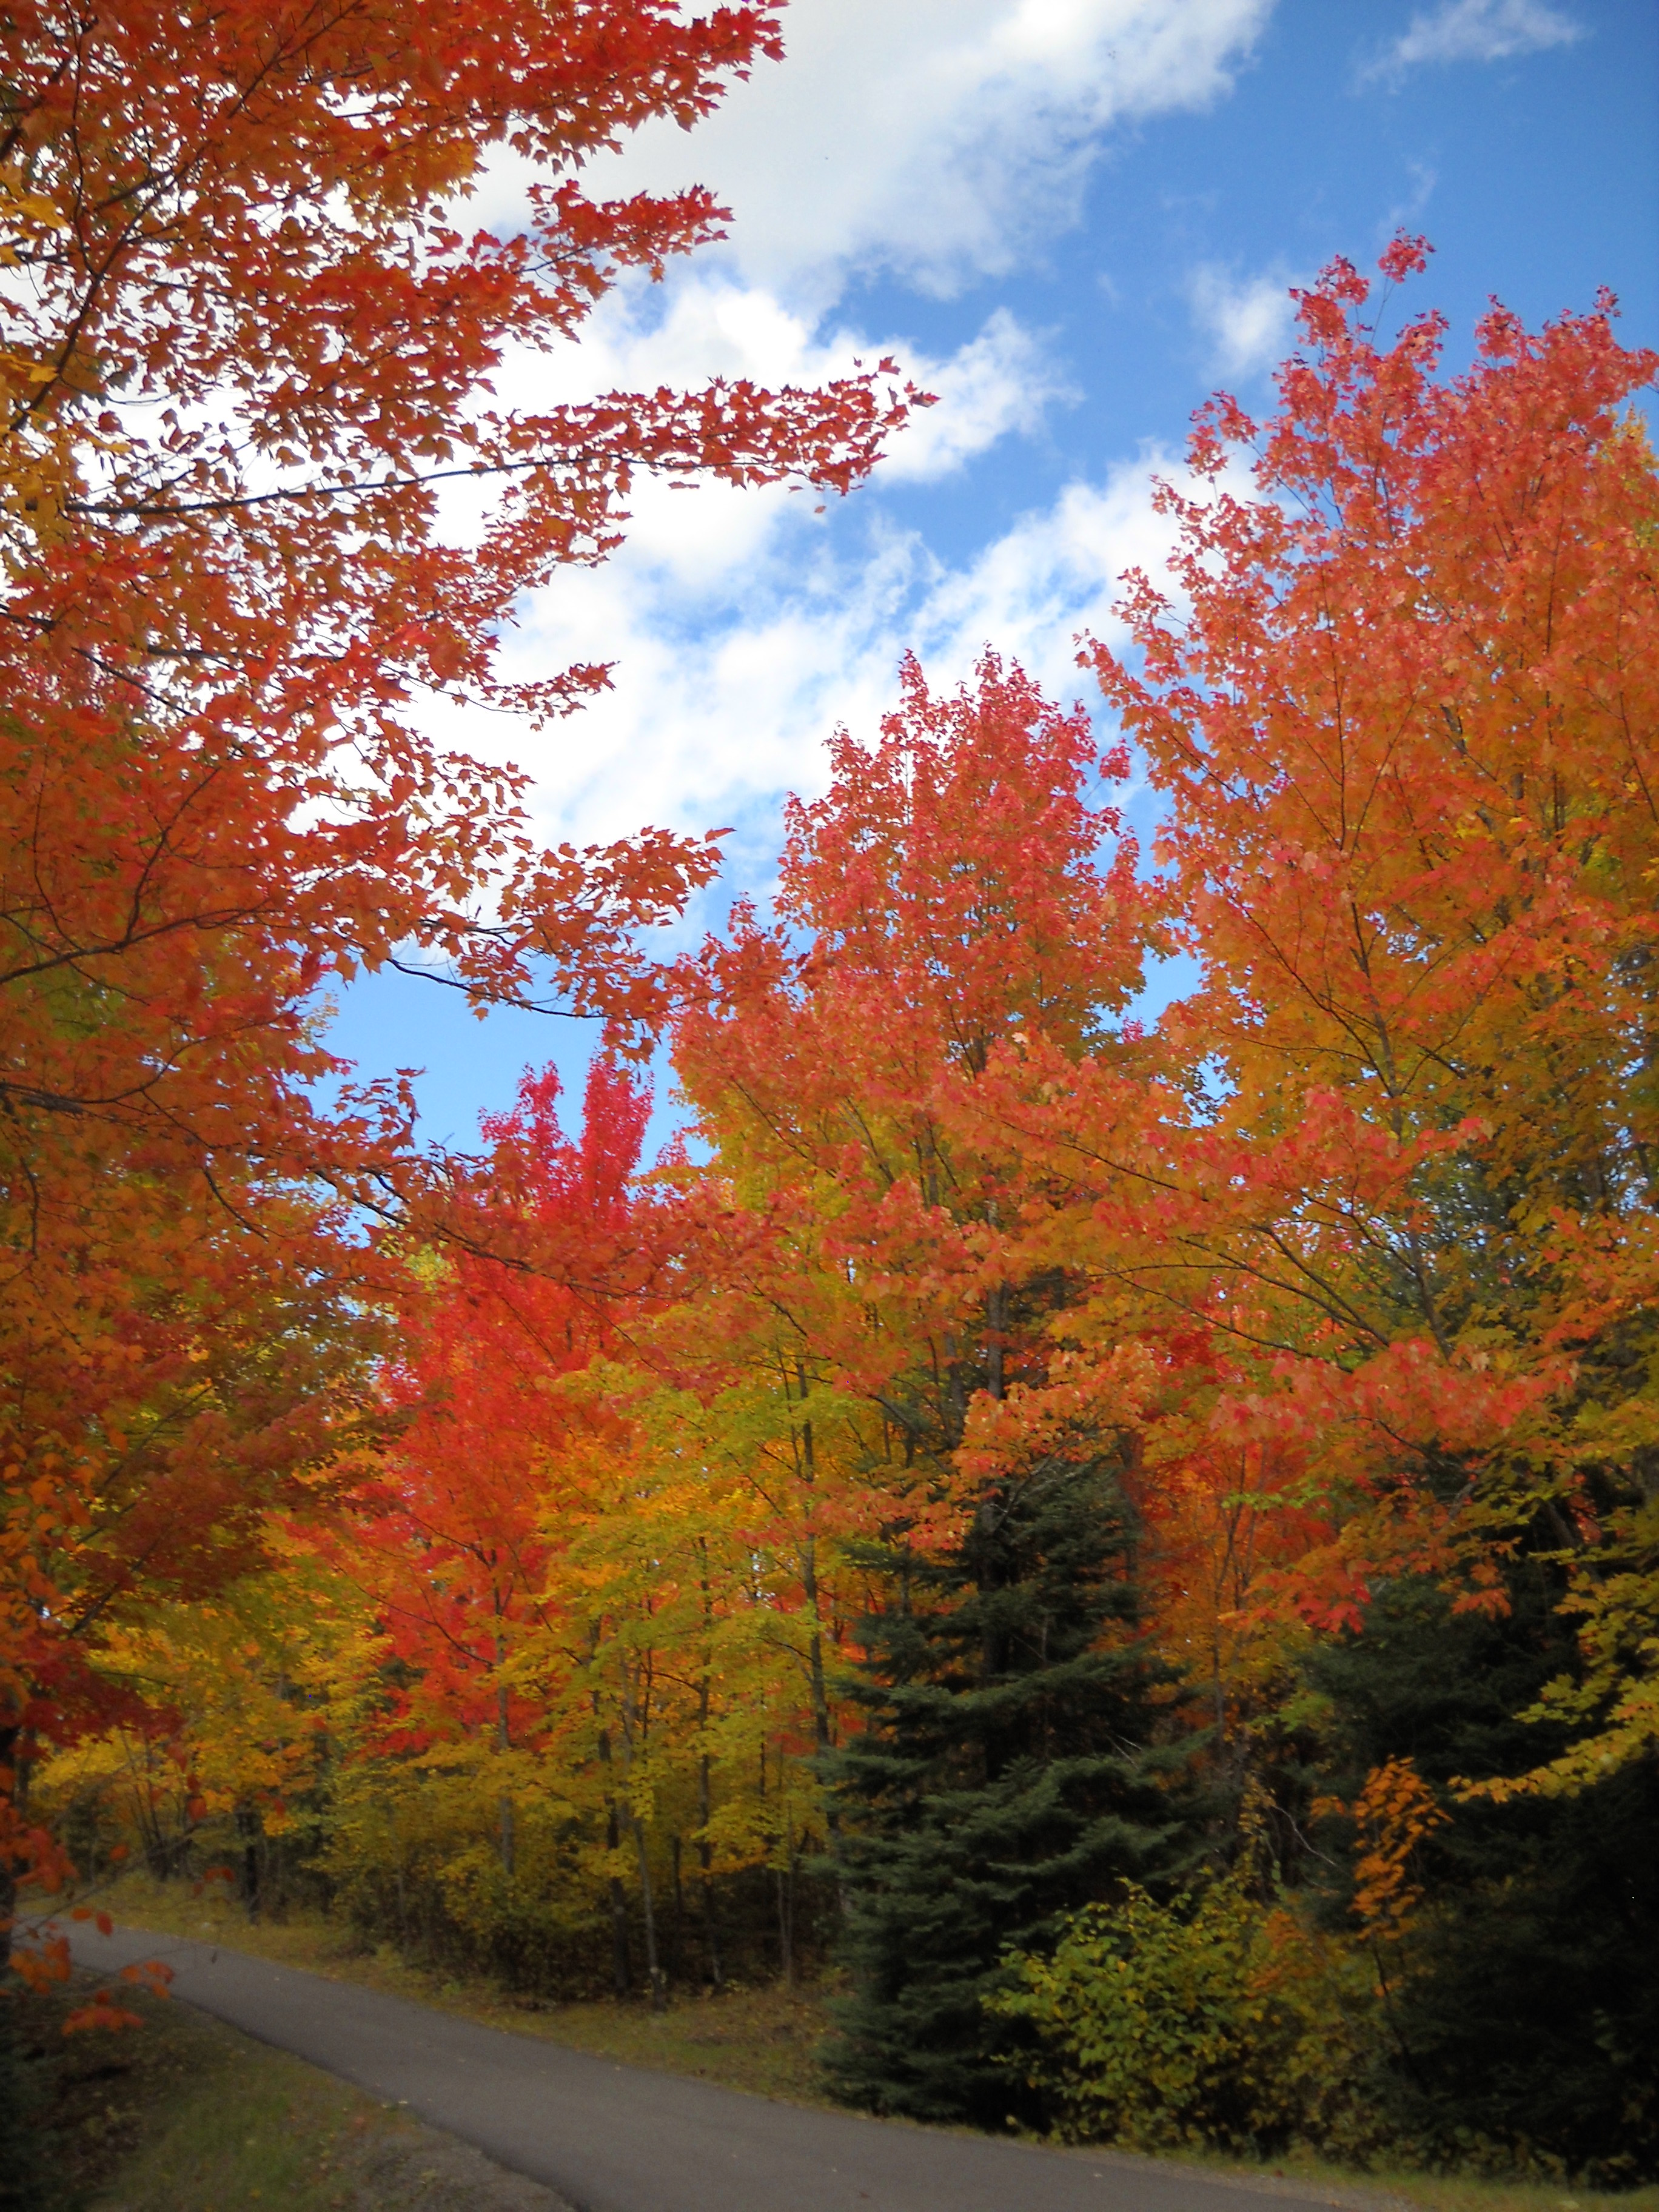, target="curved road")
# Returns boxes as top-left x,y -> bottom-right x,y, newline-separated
67,1922 -> 1382,2212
